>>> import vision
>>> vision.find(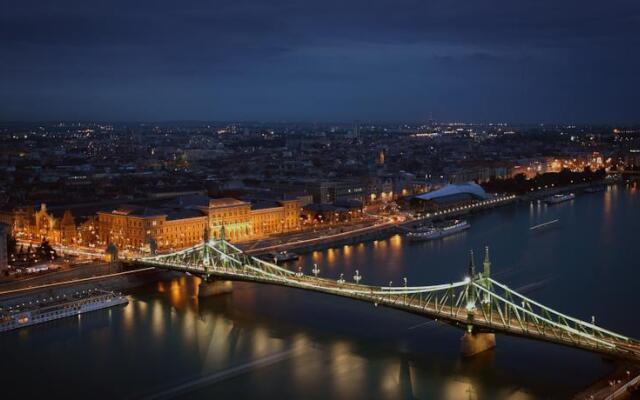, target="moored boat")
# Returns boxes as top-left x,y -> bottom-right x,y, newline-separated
0,289 -> 128,333
545,193 -> 576,204
406,219 -> 470,241
268,251 -> 299,263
